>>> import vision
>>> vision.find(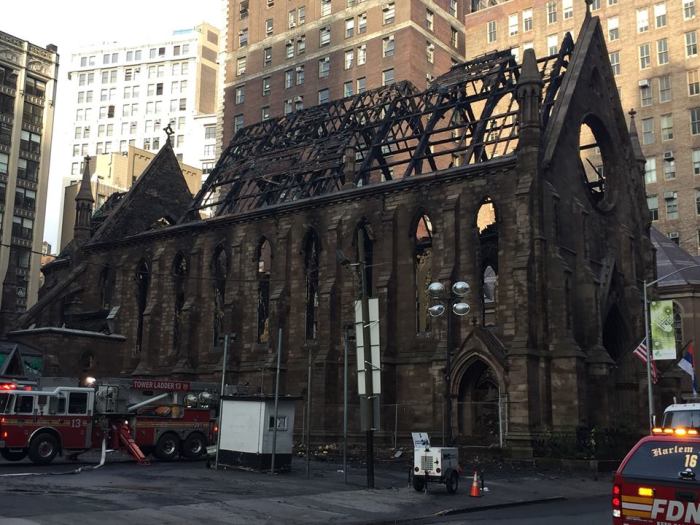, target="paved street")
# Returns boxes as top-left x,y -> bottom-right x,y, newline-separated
418,495 -> 609,524
0,455 -> 612,524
